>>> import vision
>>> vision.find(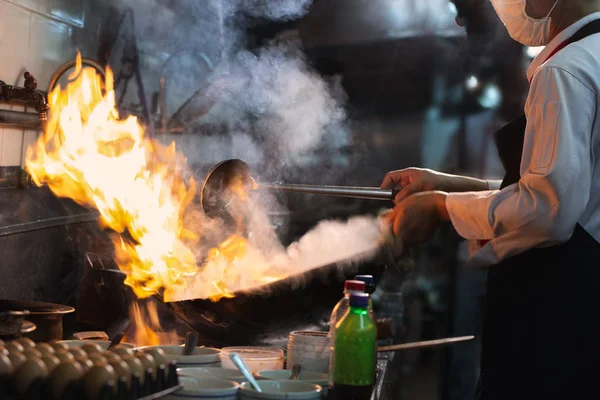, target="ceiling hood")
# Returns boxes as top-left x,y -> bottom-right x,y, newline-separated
296,0 -> 465,47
